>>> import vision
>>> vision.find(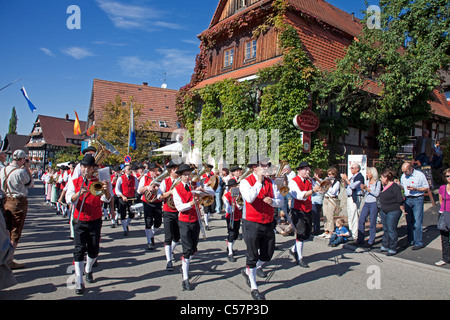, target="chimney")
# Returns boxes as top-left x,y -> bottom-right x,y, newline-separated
65,114 -> 69,121
143,82 -> 148,86
351,13 -> 355,21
